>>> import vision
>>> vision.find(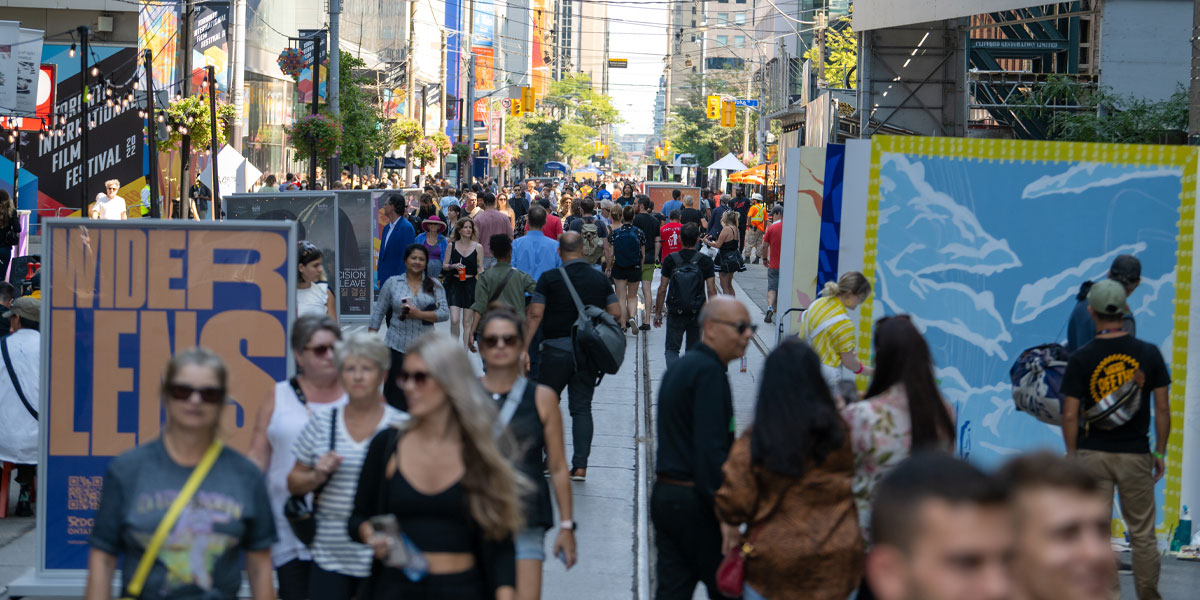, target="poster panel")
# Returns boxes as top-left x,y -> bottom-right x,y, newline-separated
14,29 -> 43,117
859,136 -> 1195,533
192,1 -> 231,92
39,219 -> 295,572
642,183 -> 699,213
225,193 -> 340,313
777,147 -> 826,336
334,191 -> 376,319
0,21 -> 19,110
138,2 -> 181,94
816,144 -> 846,289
